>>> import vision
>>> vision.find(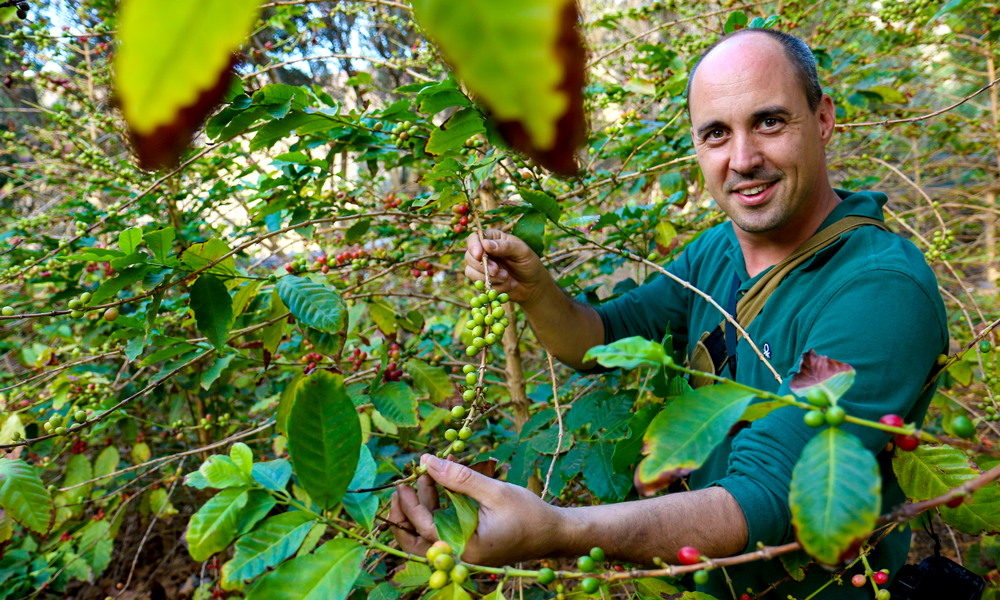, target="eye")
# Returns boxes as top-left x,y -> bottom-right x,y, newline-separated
762,117 -> 781,128
708,128 -> 725,139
